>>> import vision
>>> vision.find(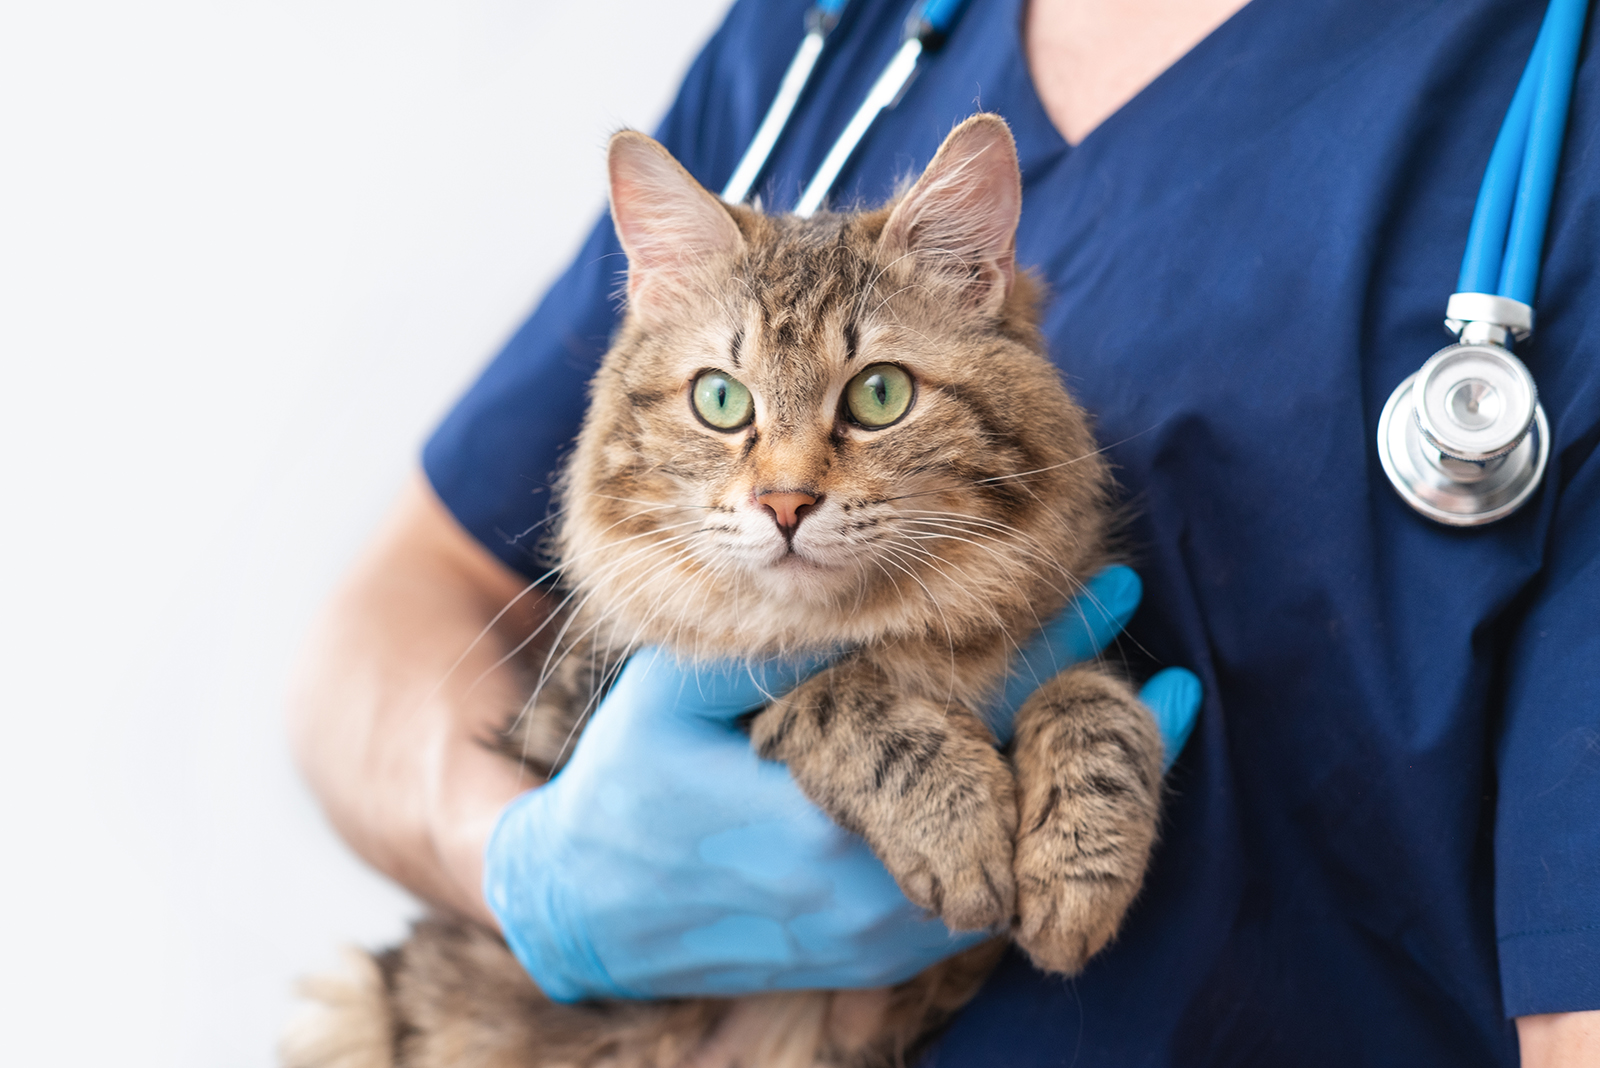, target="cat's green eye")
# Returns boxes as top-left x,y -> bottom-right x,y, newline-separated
844,364 -> 915,429
691,370 -> 755,431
